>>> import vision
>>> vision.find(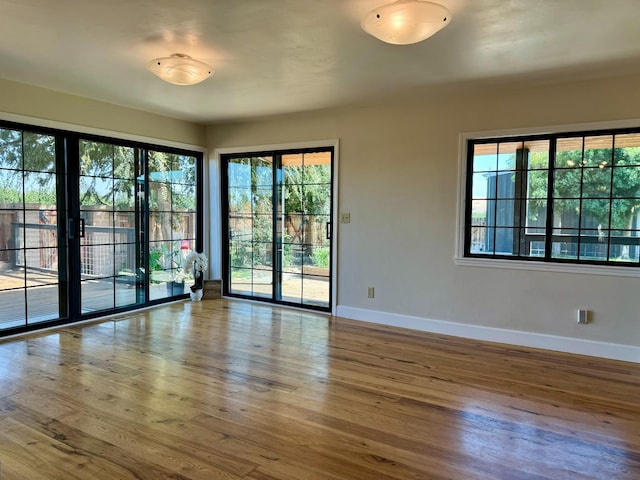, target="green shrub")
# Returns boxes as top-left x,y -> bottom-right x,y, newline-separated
311,247 -> 330,268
